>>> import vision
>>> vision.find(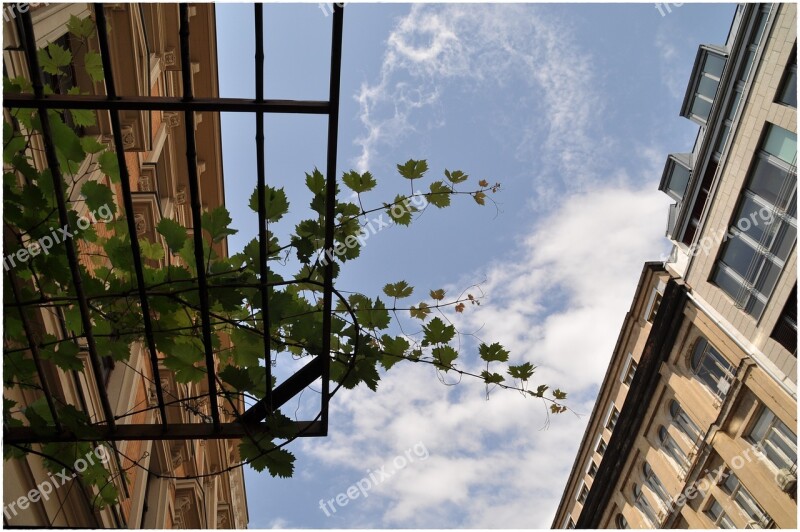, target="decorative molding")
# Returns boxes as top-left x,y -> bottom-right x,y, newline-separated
175,185 -> 187,205
120,125 -> 136,149
134,213 -> 147,235
163,111 -> 181,129
162,47 -> 177,67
